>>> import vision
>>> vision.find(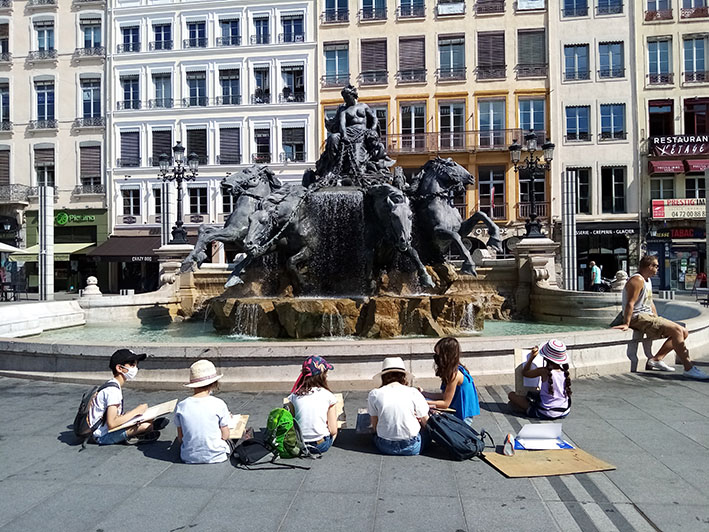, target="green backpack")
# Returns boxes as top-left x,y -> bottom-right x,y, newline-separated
265,408 -> 309,459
